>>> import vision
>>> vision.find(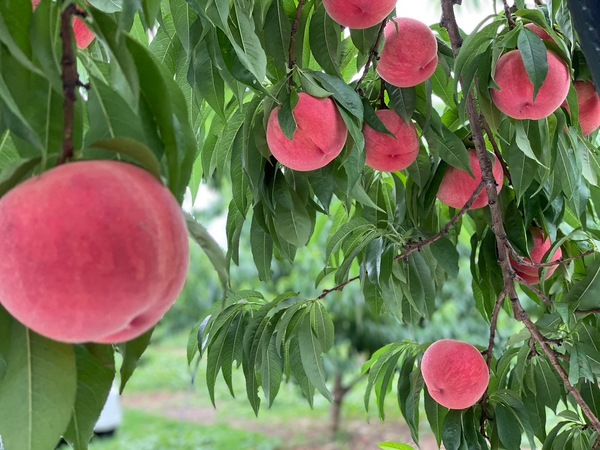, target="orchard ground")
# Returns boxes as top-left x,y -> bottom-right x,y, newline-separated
91,331 -> 440,450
